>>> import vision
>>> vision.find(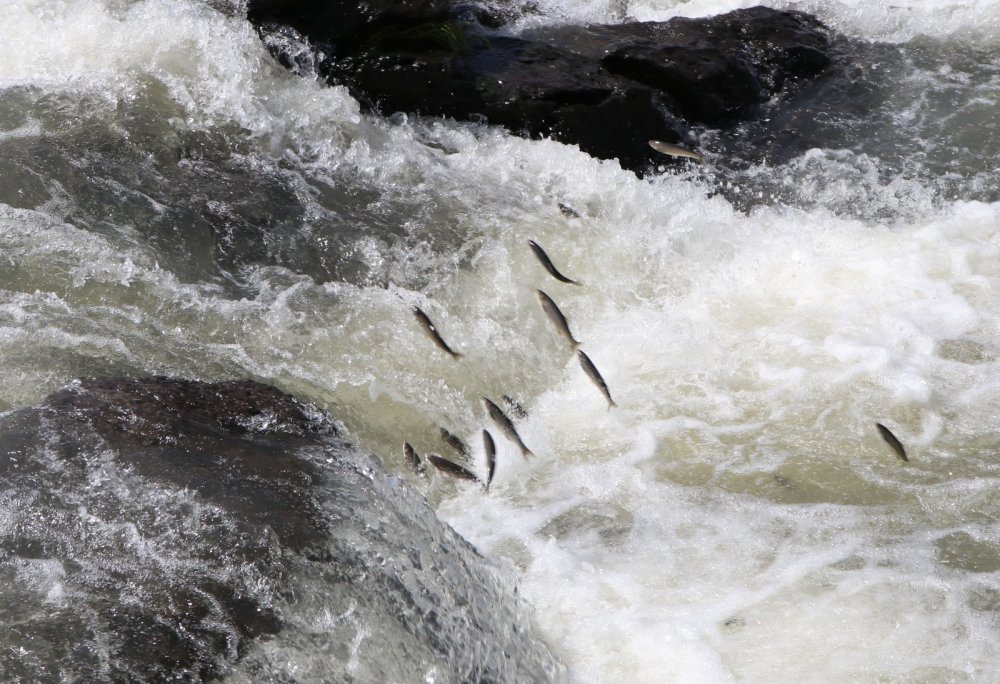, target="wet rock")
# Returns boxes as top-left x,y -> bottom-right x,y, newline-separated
247,0 -> 452,58
249,2 -> 841,172
32,377 -> 333,553
0,378 -> 322,681
0,377 -> 560,682
595,10 -> 833,127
